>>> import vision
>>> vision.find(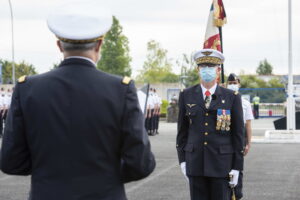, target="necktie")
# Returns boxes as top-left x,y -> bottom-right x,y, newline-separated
204,90 -> 211,109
